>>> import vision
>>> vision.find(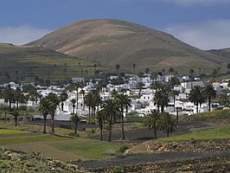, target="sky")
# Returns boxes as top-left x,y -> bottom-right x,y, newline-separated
0,0 -> 230,50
